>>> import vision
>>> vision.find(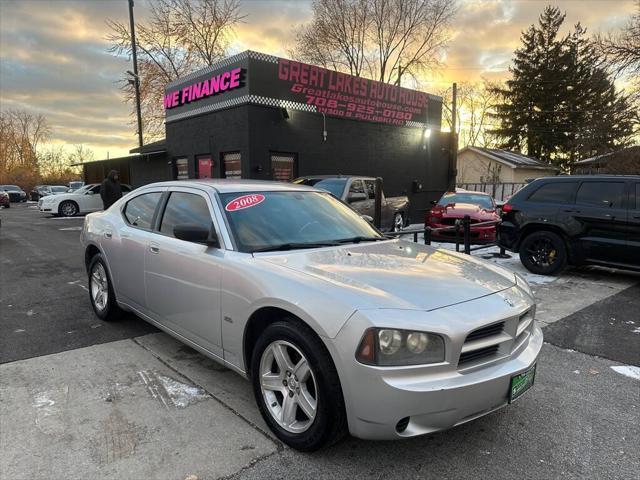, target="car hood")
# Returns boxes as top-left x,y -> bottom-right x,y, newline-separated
256,240 -> 515,311
432,203 -> 497,219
